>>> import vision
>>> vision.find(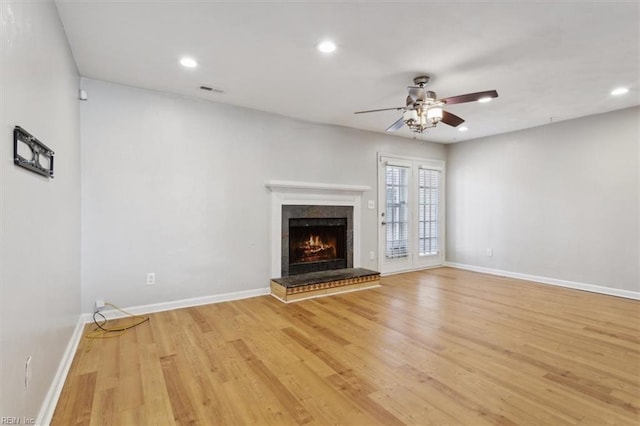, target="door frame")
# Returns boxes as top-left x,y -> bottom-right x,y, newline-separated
377,152 -> 446,274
